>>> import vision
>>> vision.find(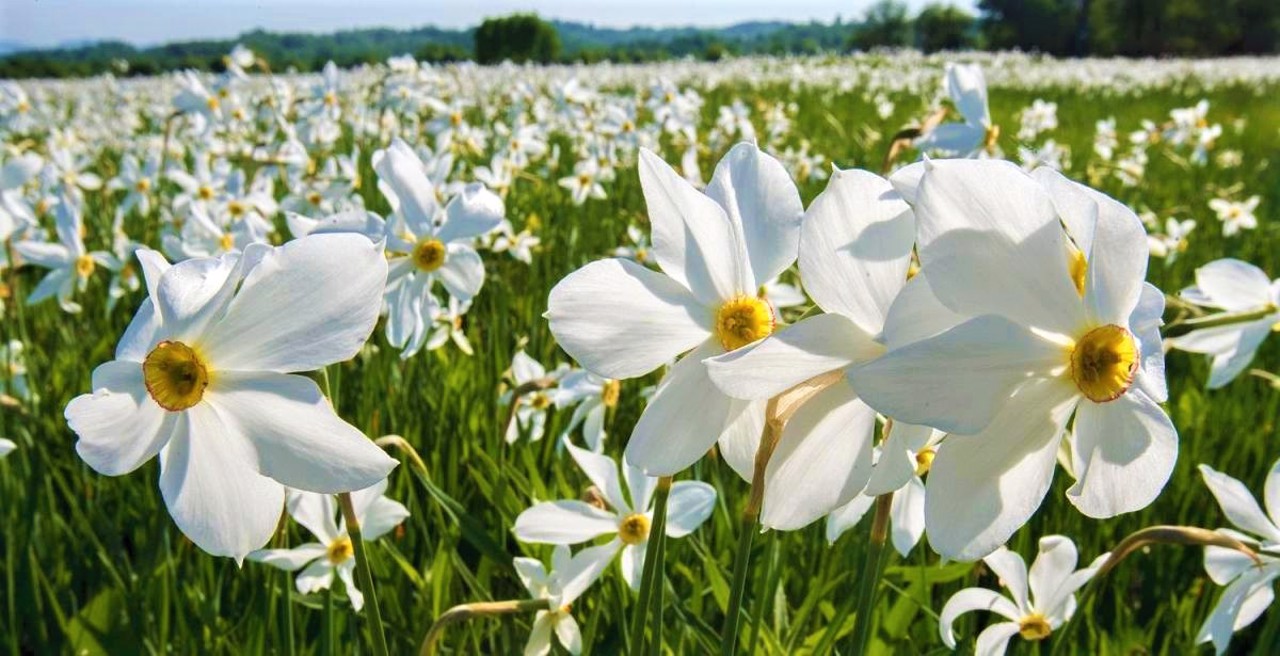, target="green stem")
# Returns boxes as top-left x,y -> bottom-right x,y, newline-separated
722,397 -> 784,656
847,494 -> 892,655
1163,304 -> 1278,338
629,476 -> 672,653
282,568 -> 296,656
339,492 -> 390,656
721,514 -> 756,656
322,585 -> 334,656
648,509 -> 669,656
